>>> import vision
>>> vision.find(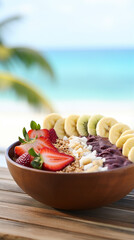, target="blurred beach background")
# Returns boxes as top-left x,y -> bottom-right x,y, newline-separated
0,0 -> 134,166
